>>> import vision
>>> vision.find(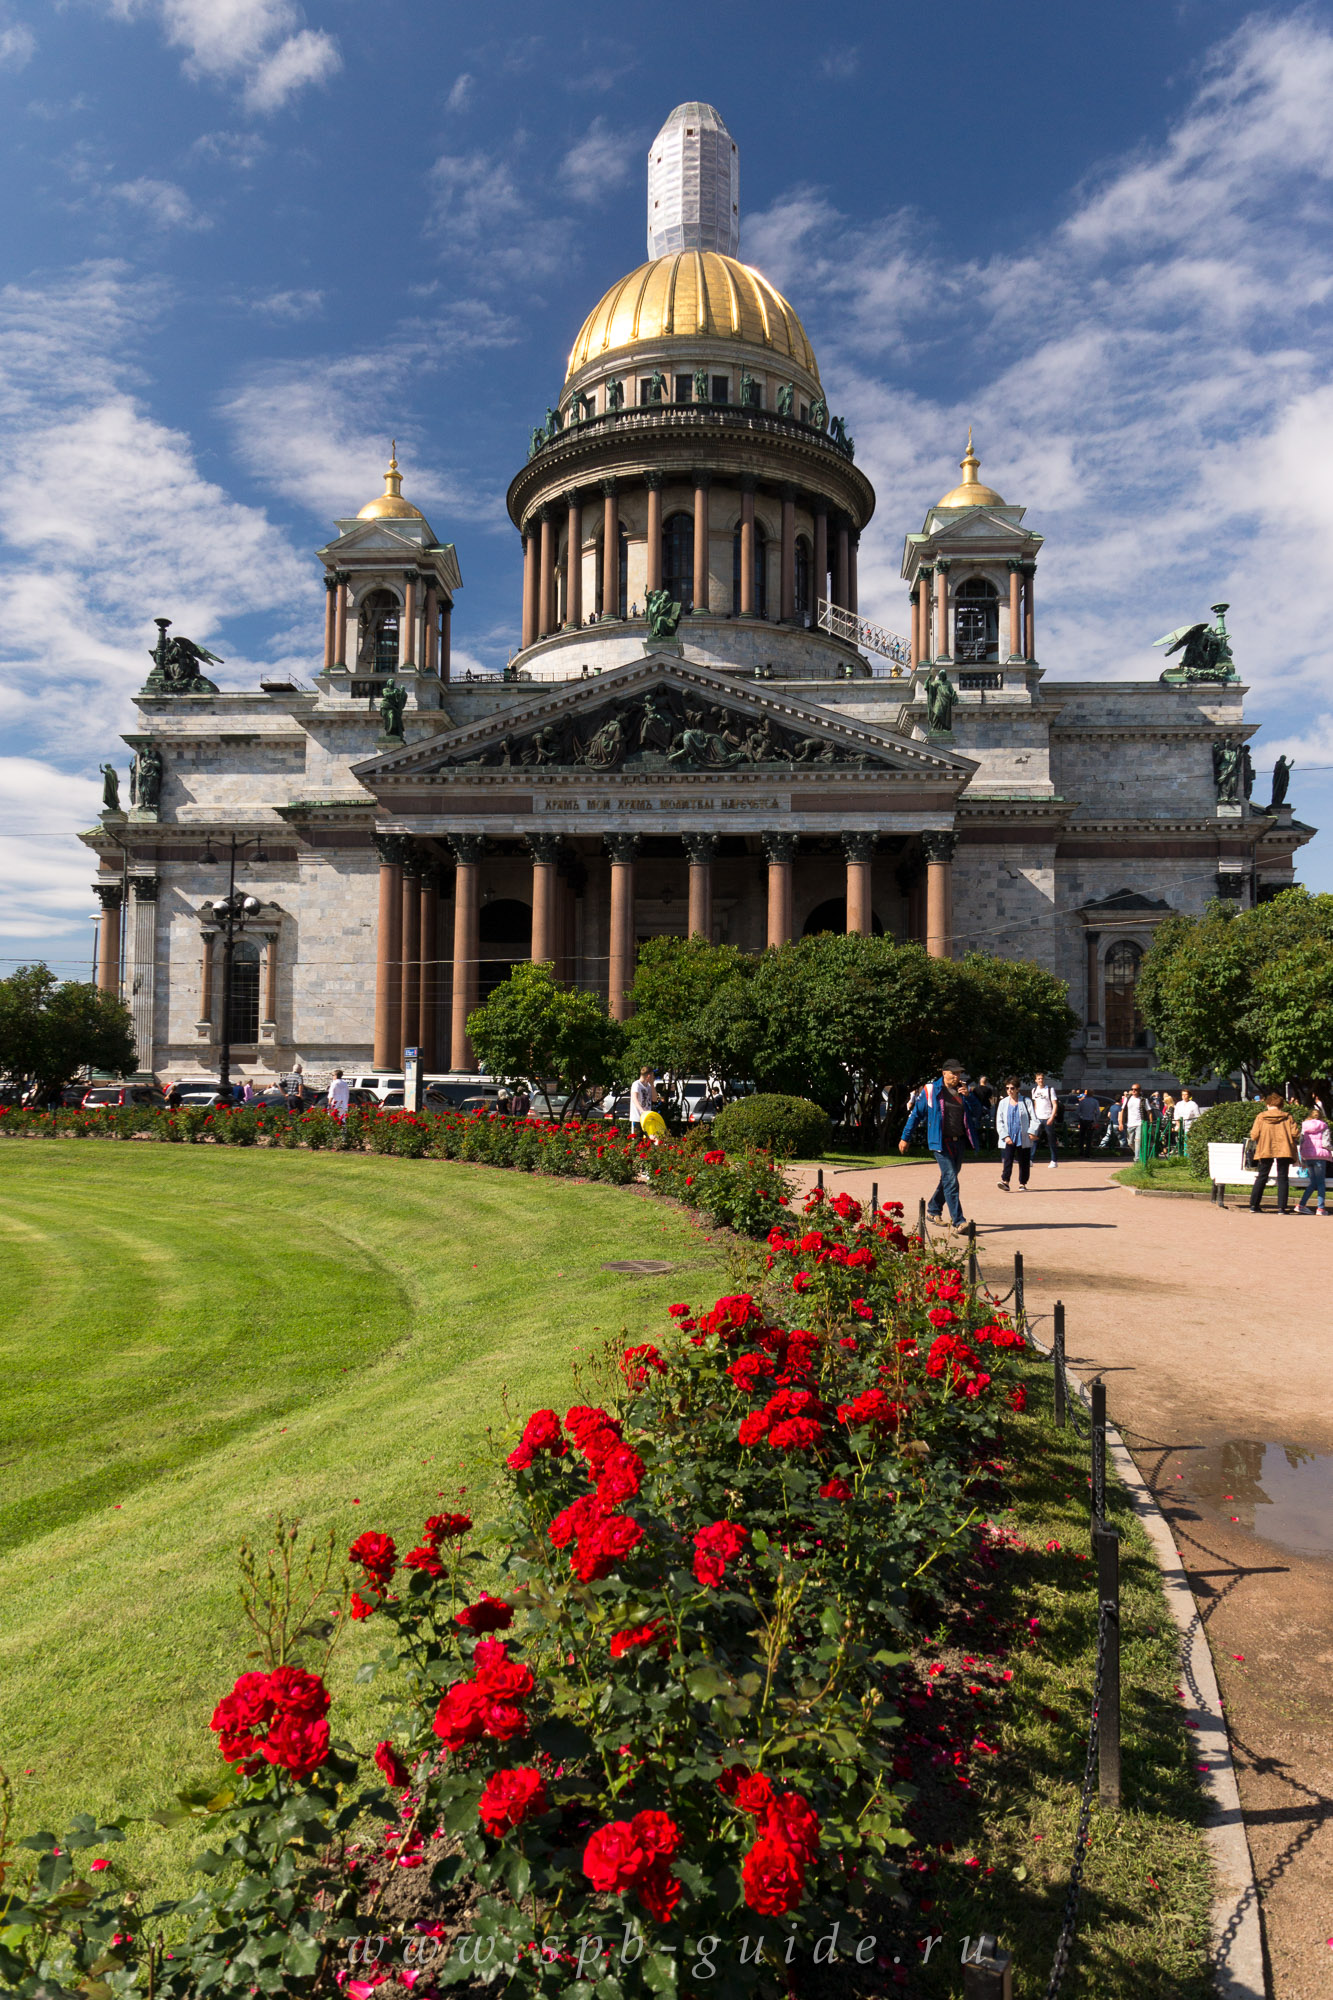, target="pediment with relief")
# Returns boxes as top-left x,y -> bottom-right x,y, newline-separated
355,656 -> 973,784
